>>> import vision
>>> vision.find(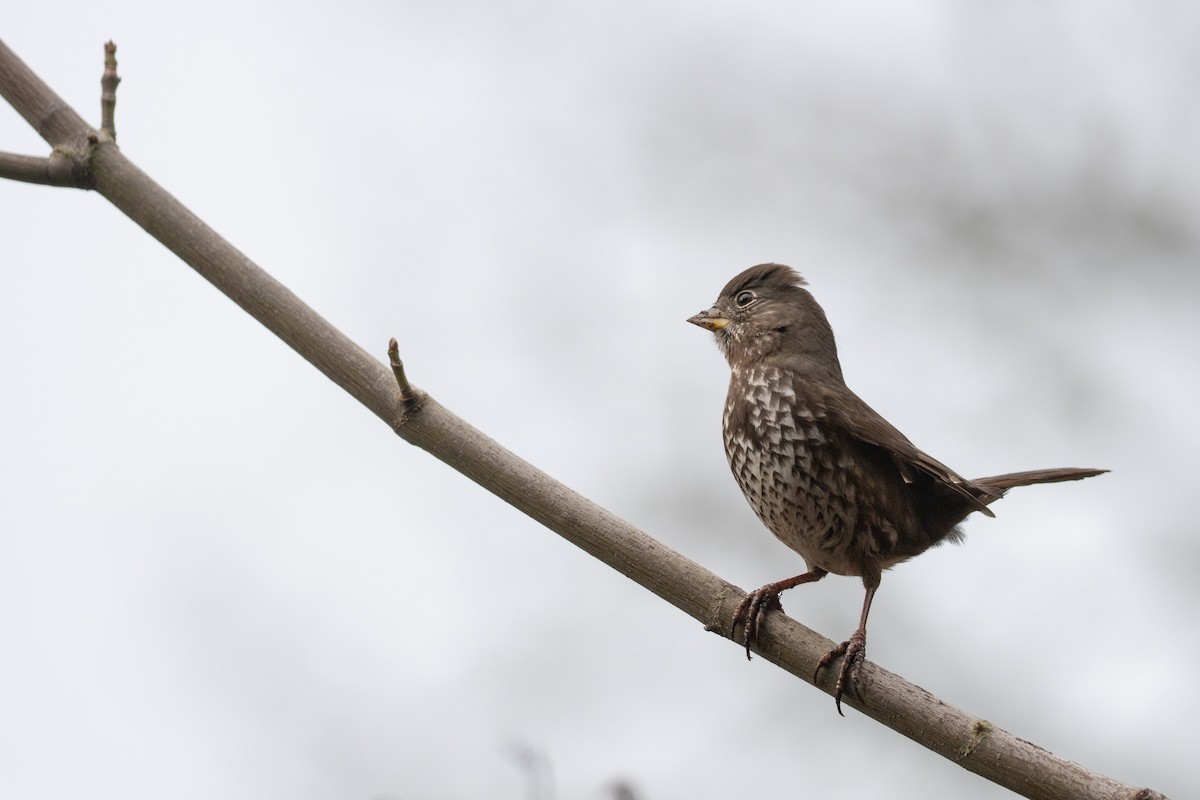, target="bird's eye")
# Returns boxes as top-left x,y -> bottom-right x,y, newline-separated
735,290 -> 756,307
